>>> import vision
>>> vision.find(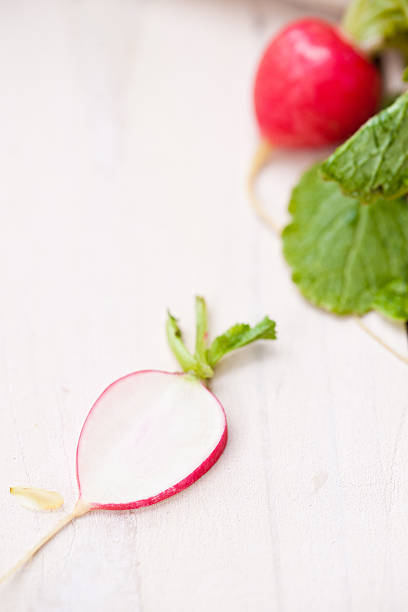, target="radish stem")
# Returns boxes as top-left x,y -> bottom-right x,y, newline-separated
166,309 -> 213,379
194,296 -> 210,368
0,500 -> 90,584
166,311 -> 198,373
247,142 -> 281,236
